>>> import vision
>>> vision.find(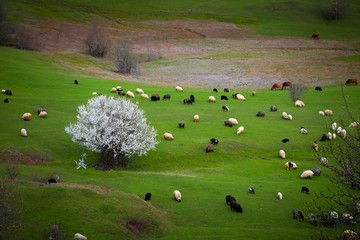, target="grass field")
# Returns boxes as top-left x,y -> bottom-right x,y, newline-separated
1,0 -> 360,239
